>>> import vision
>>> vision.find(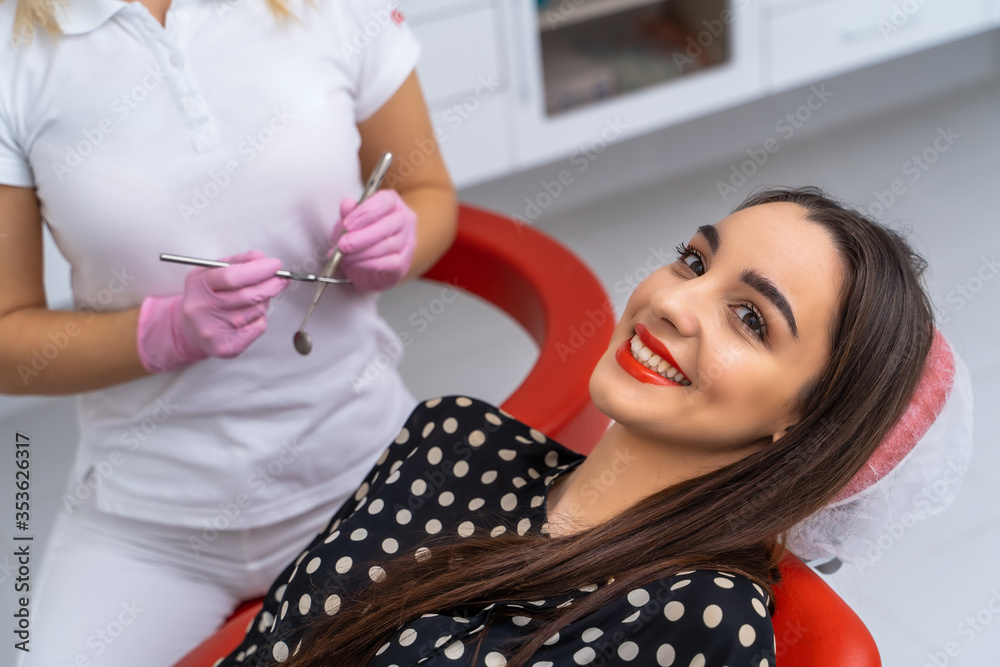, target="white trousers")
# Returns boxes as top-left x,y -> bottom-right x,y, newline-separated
18,493 -> 340,667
